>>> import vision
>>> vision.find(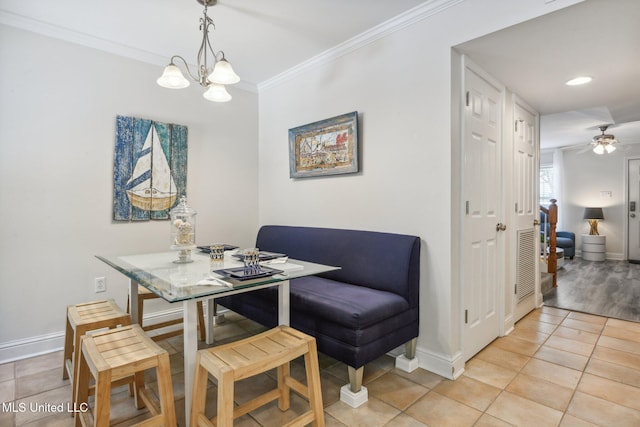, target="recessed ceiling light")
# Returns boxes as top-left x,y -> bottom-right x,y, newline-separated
565,76 -> 592,86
